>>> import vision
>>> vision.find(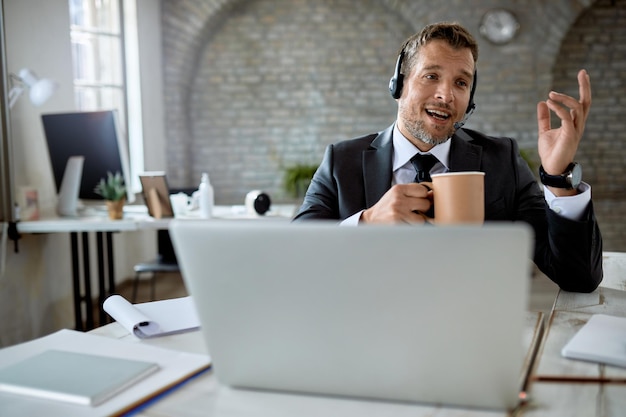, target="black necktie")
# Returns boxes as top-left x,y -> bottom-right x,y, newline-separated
410,153 -> 438,183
